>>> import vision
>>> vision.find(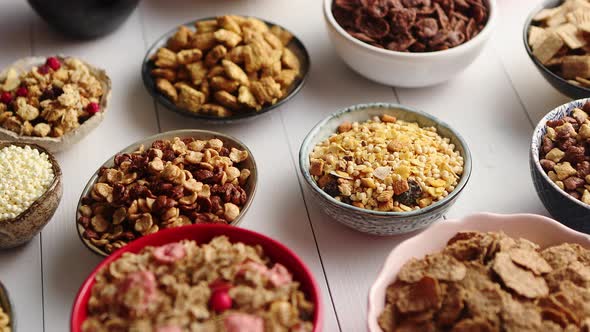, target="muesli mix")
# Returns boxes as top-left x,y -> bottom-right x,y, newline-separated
151,15 -> 301,117
379,231 -> 590,332
529,0 -> 590,88
309,115 -> 464,212
332,0 -> 489,52
539,101 -> 590,205
81,236 -> 315,332
0,144 -> 54,221
0,56 -> 104,137
0,305 -> 10,332
77,137 -> 252,254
